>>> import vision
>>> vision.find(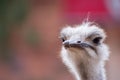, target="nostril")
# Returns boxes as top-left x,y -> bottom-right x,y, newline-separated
77,41 -> 81,43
